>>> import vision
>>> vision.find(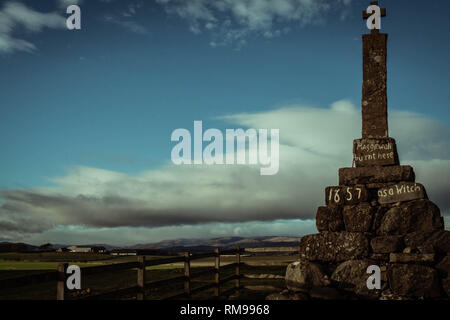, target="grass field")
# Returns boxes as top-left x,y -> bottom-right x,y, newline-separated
0,261 -> 102,271
0,252 -> 295,300
0,252 -> 141,263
